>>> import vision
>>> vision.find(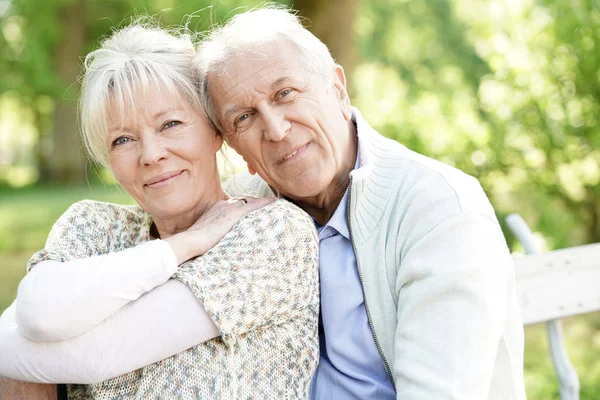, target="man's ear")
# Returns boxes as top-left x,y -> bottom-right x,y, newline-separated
246,161 -> 256,175
333,65 -> 351,121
